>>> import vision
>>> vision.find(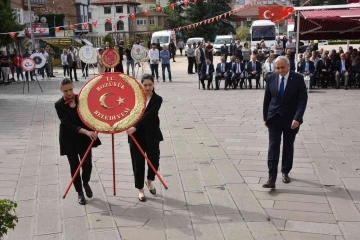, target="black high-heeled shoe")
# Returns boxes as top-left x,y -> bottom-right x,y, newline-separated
138,192 -> 146,202
145,181 -> 156,195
